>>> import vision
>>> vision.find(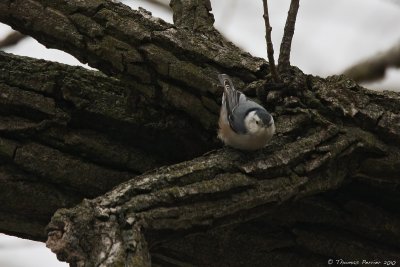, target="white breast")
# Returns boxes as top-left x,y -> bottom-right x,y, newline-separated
218,108 -> 275,150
